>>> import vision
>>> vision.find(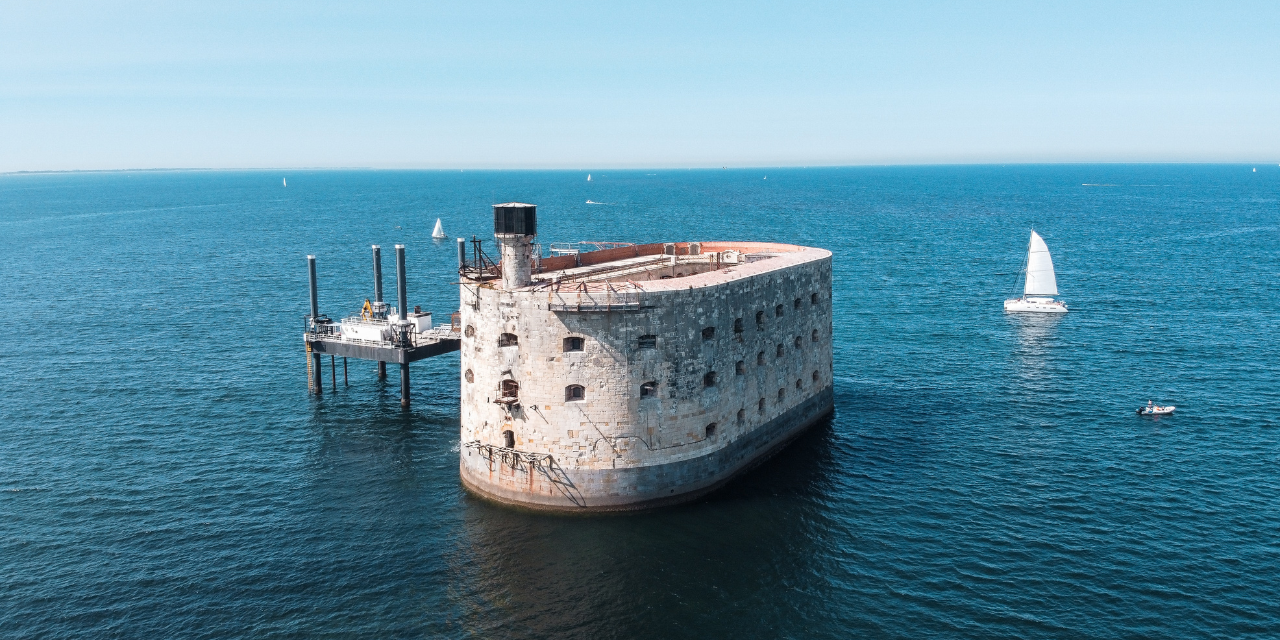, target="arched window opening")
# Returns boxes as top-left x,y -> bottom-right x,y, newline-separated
777,387 -> 785,403
811,292 -> 819,305
776,343 -> 785,358
702,326 -> 716,340
794,298 -> 802,310
503,430 -> 515,448
758,397 -> 766,413
735,360 -> 745,375
638,334 -> 657,349
565,384 -> 585,402
640,381 -> 658,398
795,378 -> 802,390
813,370 -> 820,384
775,304 -> 784,318
757,351 -> 765,365
812,329 -> 820,342
737,409 -> 745,425
498,333 -> 518,348
705,423 -> 717,438
755,311 -> 765,329
703,371 -> 718,387
733,318 -> 744,334
794,336 -> 803,349
563,336 -> 585,352
499,379 -> 519,402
